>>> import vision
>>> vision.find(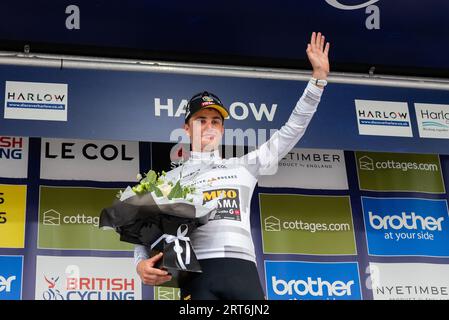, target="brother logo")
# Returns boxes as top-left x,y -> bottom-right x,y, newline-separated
272,276 -> 354,297
369,211 -> 444,231
0,276 -> 16,293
